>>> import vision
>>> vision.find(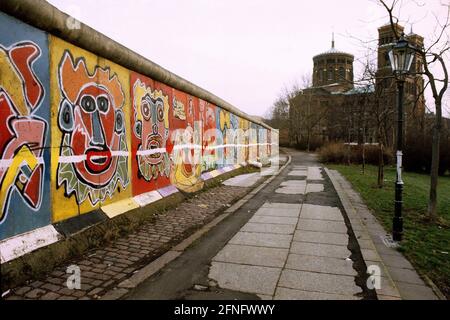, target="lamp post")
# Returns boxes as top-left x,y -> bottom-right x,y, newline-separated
388,34 -> 415,242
